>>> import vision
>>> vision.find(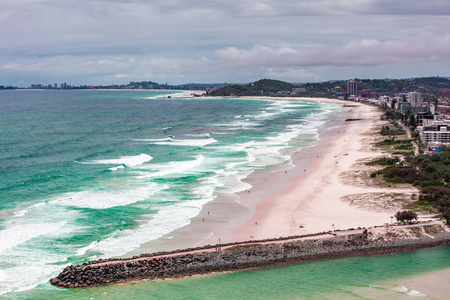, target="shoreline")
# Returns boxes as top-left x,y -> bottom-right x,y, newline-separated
130,97 -> 415,257
232,98 -> 419,242
127,97 -> 352,256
